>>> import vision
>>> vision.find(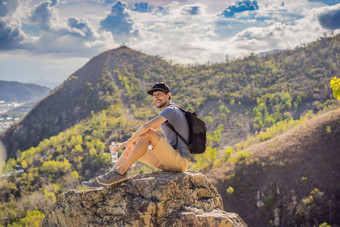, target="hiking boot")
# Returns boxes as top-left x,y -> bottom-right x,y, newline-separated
82,179 -> 106,189
97,169 -> 128,186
